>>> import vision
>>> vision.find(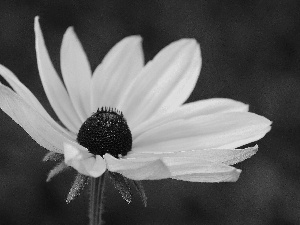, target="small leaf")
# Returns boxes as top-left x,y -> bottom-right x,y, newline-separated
43,152 -> 64,162
66,173 -> 88,203
108,172 -> 132,204
132,180 -> 147,207
46,161 -> 69,182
